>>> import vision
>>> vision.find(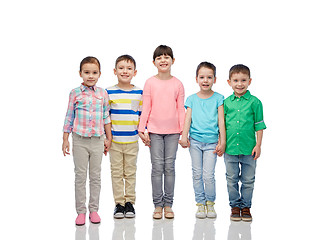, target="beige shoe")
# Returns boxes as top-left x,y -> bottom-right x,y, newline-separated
206,201 -> 217,218
164,206 -> 174,219
153,207 -> 163,219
